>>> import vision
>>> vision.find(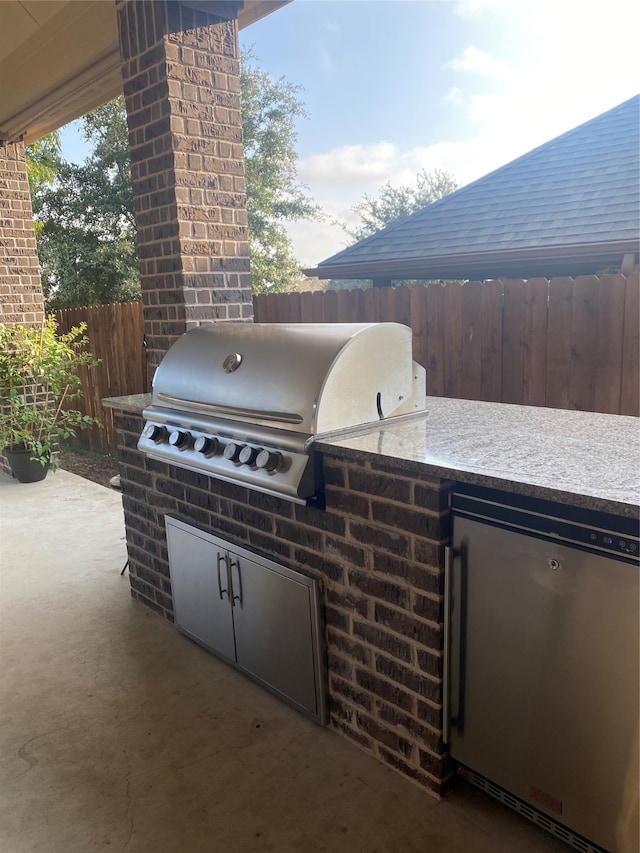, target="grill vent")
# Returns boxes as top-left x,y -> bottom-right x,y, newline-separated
458,767 -> 606,853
